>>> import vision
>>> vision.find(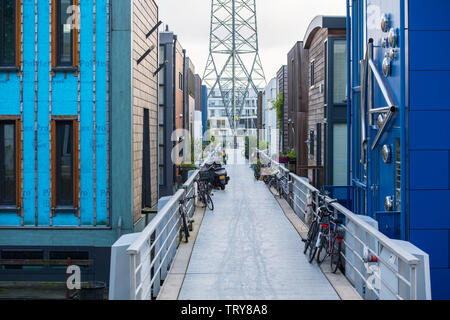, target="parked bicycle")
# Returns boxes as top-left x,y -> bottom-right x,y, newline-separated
303,195 -> 340,265
316,210 -> 344,272
196,178 -> 214,211
264,170 -> 285,198
179,195 -> 196,243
